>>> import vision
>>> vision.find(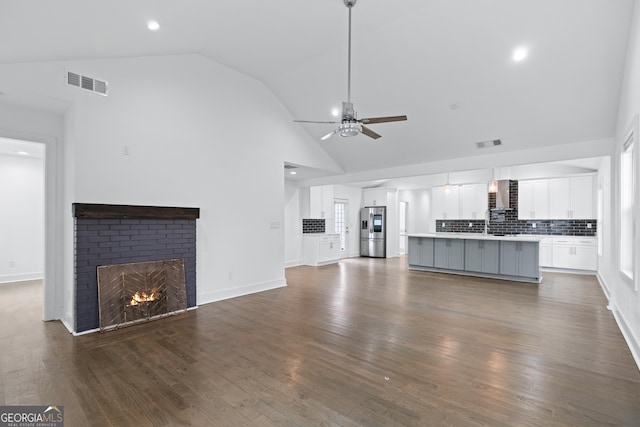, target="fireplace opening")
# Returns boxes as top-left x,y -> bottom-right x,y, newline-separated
97,259 -> 187,331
